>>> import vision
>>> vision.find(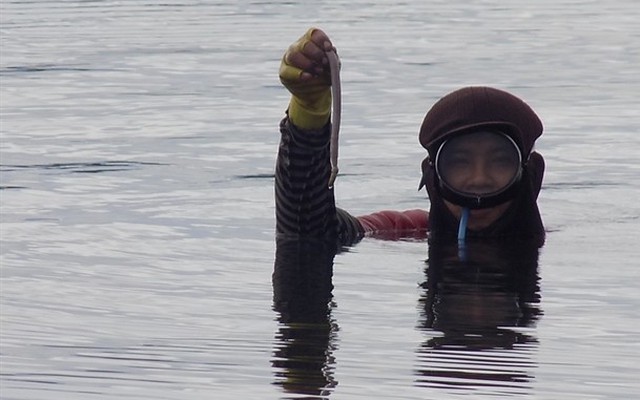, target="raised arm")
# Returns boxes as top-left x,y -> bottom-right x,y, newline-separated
275,28 -> 363,245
